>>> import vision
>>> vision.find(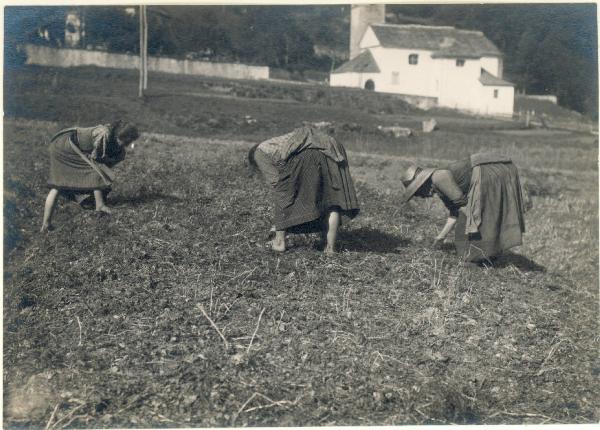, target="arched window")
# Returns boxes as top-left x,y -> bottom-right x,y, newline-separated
365,80 -> 375,91
409,54 -> 419,65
